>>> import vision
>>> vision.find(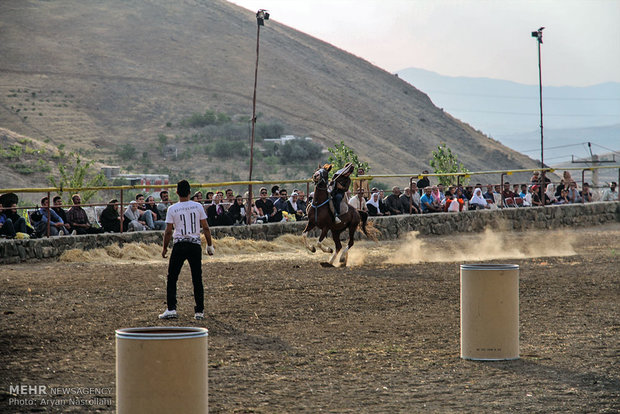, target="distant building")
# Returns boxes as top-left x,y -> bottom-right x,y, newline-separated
102,167 -> 169,192
263,135 -> 313,145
